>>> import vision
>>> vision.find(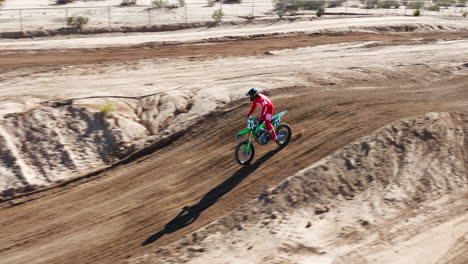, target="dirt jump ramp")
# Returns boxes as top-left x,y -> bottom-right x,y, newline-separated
130,111 -> 468,264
